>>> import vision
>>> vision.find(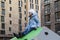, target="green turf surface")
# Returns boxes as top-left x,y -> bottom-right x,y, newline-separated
10,27 -> 43,40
